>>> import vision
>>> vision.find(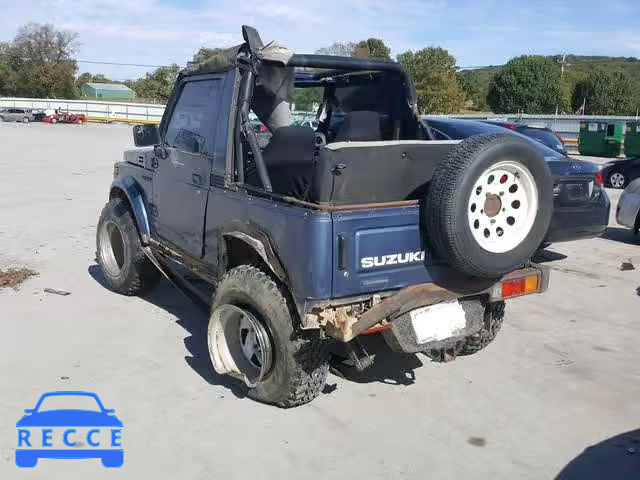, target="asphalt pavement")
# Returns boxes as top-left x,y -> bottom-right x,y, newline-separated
1,122 -> 639,479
